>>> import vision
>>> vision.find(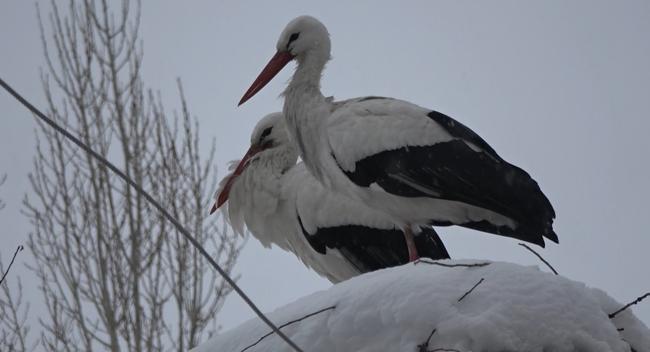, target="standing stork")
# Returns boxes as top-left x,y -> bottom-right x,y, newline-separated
238,16 -> 558,260
211,113 -> 450,283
